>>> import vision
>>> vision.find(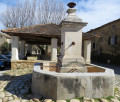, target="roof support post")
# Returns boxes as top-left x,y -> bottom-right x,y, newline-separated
84,40 -> 91,63
27,44 -> 32,55
11,36 -> 19,61
20,40 -> 25,59
51,38 -> 58,62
